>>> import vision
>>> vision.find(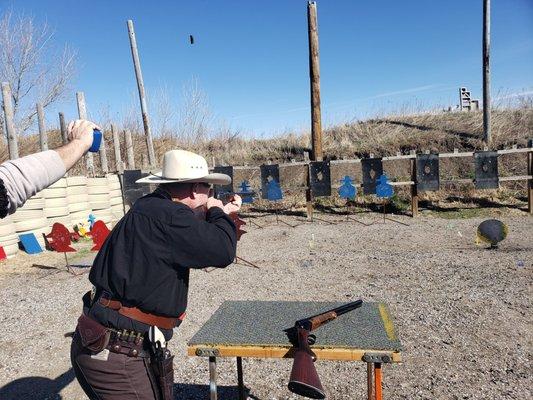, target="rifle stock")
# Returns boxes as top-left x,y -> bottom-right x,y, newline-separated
288,327 -> 325,399
287,300 -> 362,398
